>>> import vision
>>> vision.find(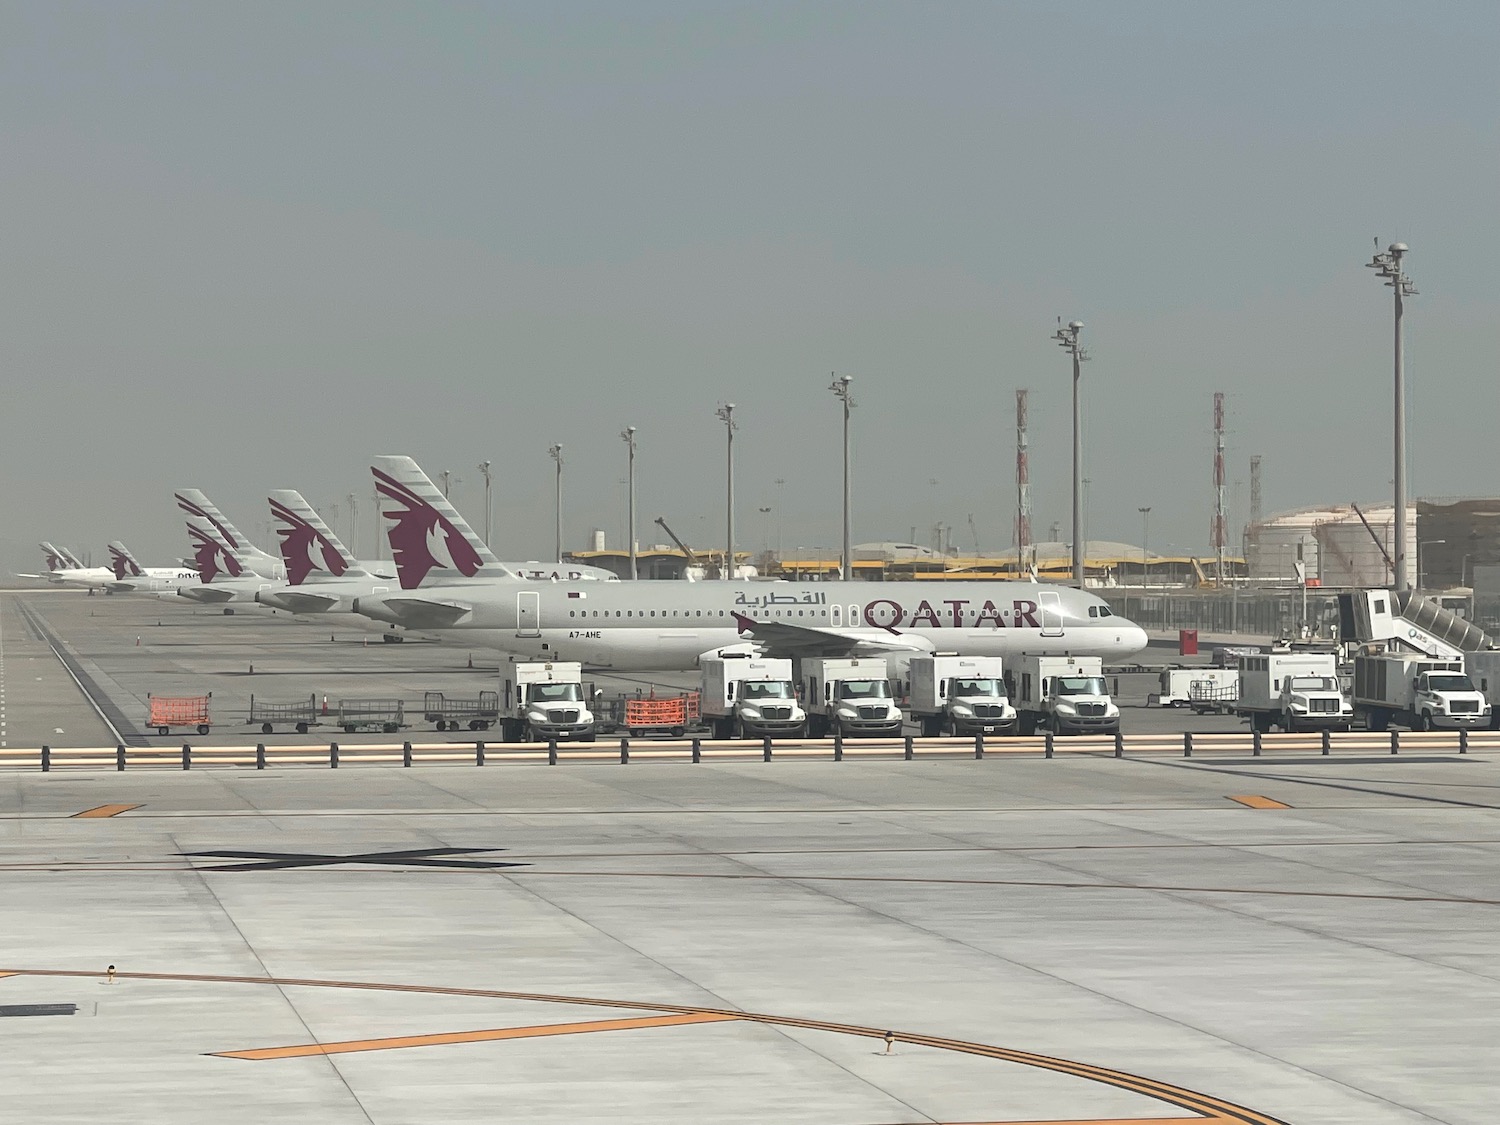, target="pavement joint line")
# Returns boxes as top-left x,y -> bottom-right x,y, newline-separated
0,970 -> 1289,1125
1226,795 -> 1292,809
